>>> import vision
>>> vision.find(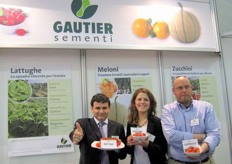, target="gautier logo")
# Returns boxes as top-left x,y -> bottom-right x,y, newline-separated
57,137 -> 72,149
71,0 -> 98,19
53,0 -> 113,43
